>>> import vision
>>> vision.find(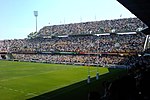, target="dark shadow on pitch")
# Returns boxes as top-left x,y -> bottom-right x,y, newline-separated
27,68 -> 125,100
